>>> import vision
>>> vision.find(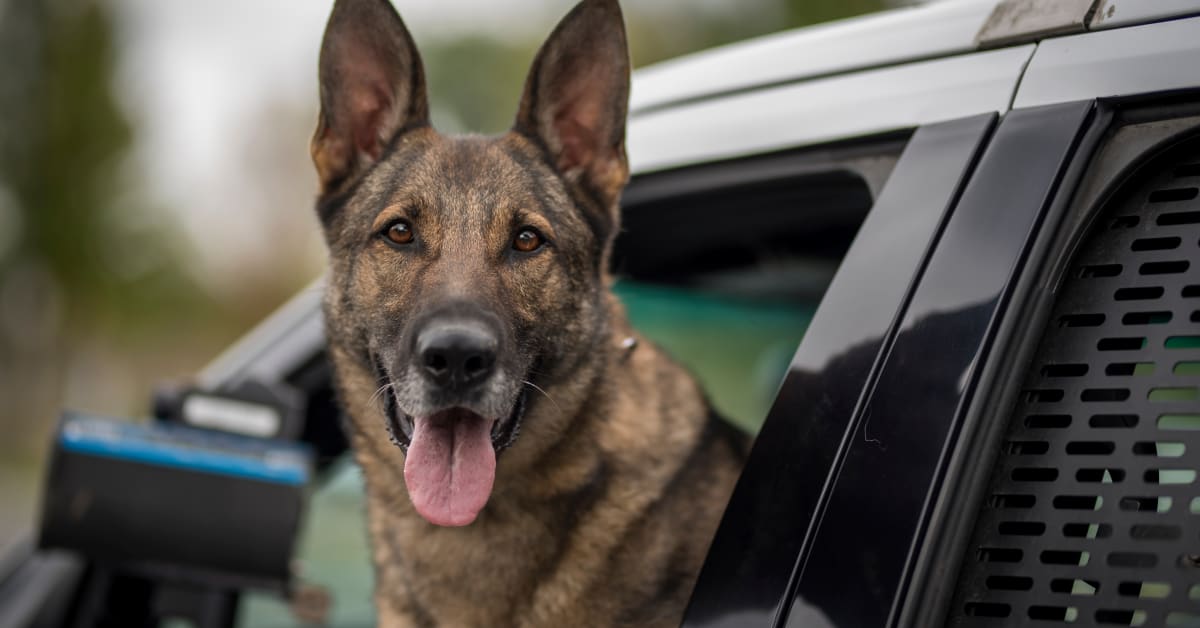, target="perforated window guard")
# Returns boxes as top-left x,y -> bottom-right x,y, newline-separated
947,145 -> 1200,626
